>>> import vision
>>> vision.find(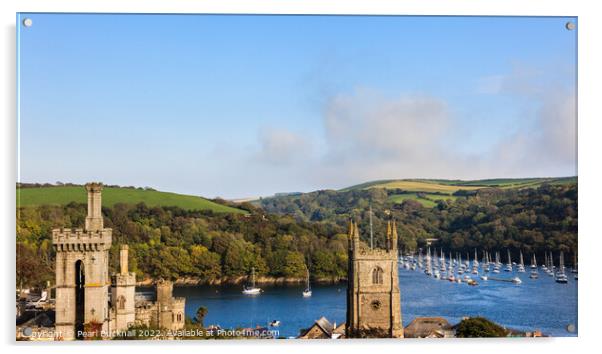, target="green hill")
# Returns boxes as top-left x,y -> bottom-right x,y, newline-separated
343,177 -> 576,193
16,185 -> 245,214
342,177 -> 577,208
